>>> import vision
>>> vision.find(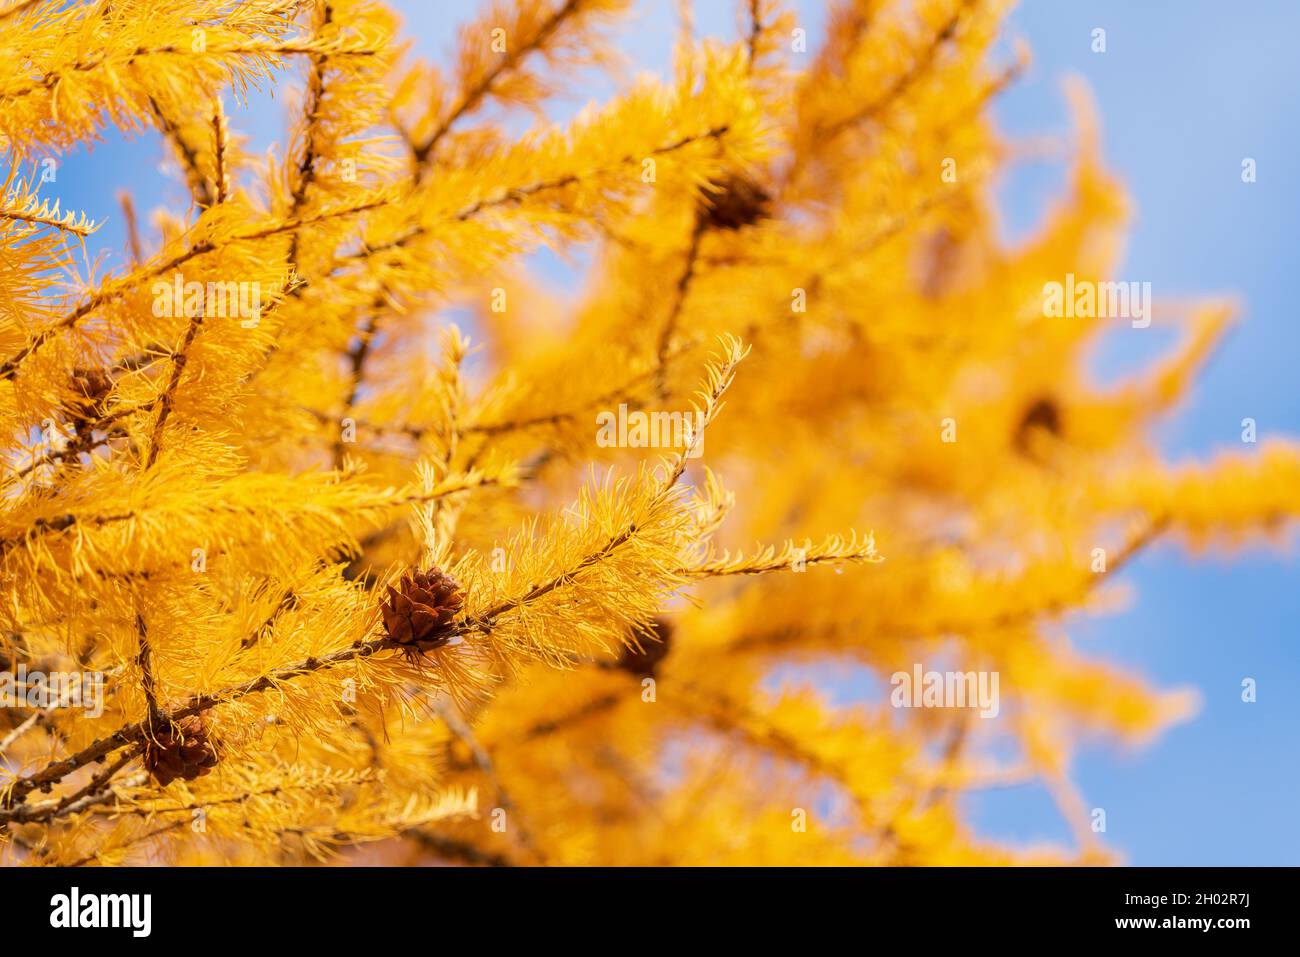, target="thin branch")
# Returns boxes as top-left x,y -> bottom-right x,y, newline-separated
211,99 -> 229,204
470,341 -> 745,630
148,96 -> 212,208
117,191 -> 142,264
411,0 -> 585,173
819,0 -> 976,141
0,668 -> 121,754
287,0 -> 333,270
524,691 -> 620,740
0,636 -> 395,810
0,196 -> 385,382
744,0 -> 763,71
408,830 -> 513,867
463,341 -> 697,439
69,819 -> 186,867
142,312 -> 204,469
134,612 -> 161,723
655,217 -> 706,396
0,470 -> 502,559
333,300 -> 382,469
727,516 -> 1174,656
2,751 -> 143,825
431,696 -> 545,863
1,40 -> 380,102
